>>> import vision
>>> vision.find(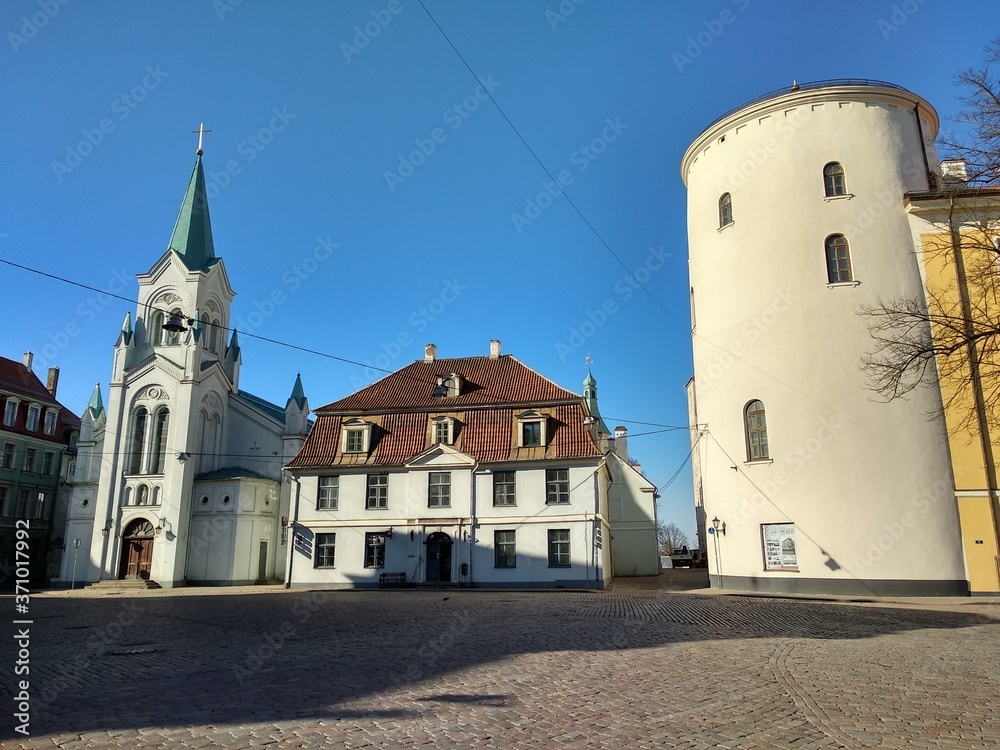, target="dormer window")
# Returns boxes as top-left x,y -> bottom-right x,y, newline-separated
3,399 -> 18,427
432,373 -> 463,398
517,411 -> 548,448
43,410 -> 58,436
26,405 -> 40,432
342,419 -> 373,454
431,416 -> 455,445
